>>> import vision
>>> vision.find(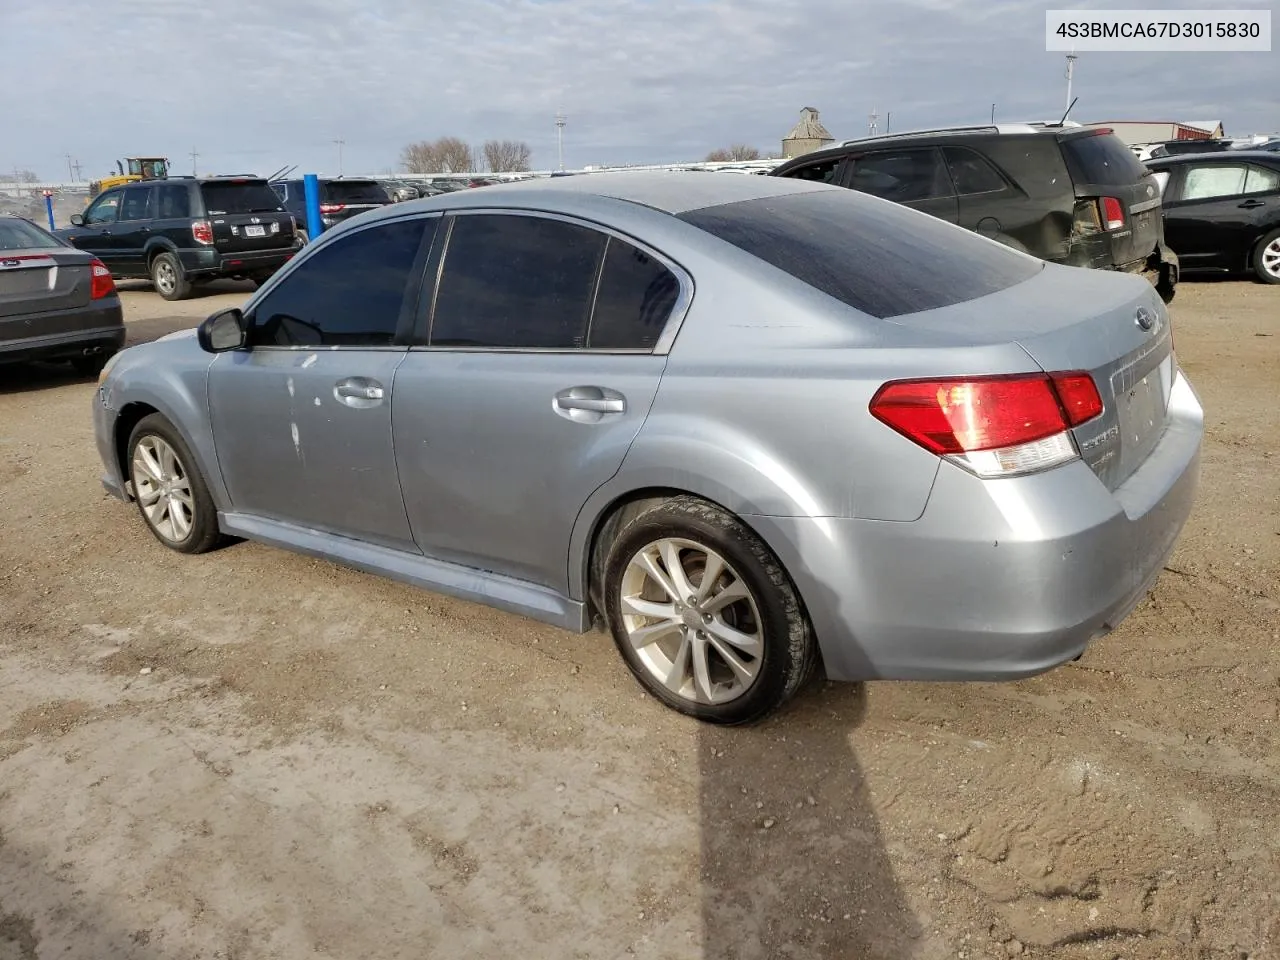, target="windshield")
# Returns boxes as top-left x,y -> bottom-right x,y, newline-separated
199,181 -> 286,214
323,181 -> 390,203
0,218 -> 62,251
678,189 -> 1043,319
